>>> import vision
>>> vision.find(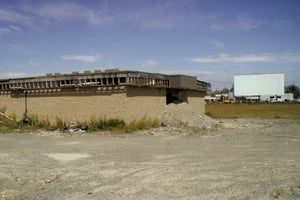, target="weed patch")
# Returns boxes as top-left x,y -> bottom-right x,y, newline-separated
87,118 -> 126,132
0,114 -> 160,134
124,118 -> 160,133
